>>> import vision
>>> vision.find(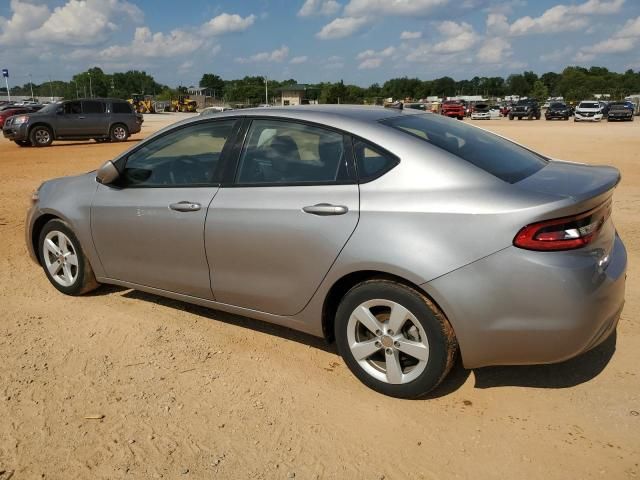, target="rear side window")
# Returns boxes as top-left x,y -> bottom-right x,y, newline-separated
382,114 -> 547,183
112,102 -> 133,114
352,139 -> 398,182
82,101 -> 105,114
